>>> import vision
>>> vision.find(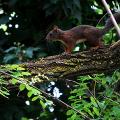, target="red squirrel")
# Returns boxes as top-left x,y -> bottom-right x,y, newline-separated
46,12 -> 120,53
